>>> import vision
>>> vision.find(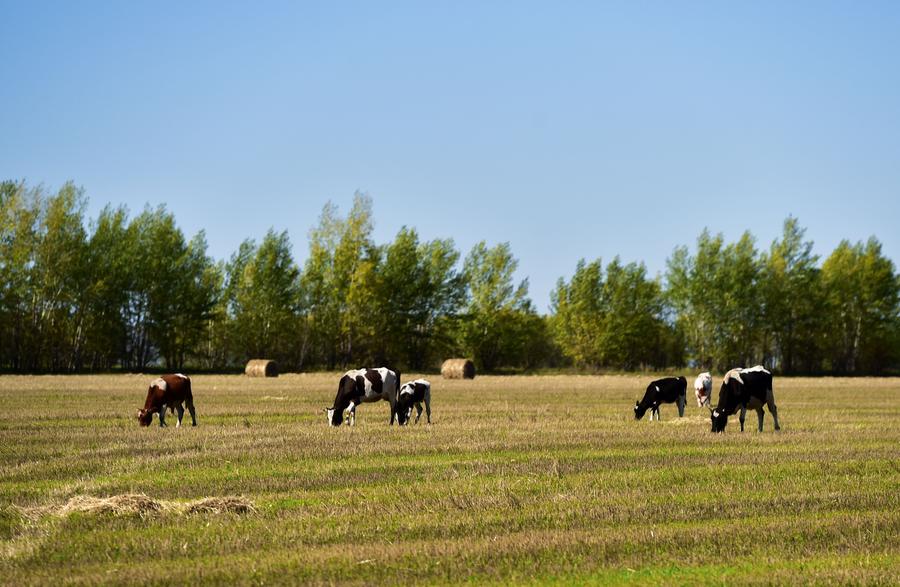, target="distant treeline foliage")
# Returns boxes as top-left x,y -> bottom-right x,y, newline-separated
2,181 -> 898,374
